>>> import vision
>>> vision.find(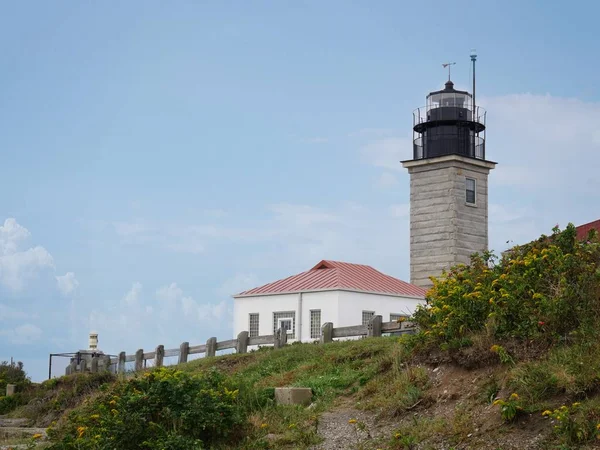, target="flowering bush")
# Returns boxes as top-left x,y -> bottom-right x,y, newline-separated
47,367 -> 243,449
413,224 -> 600,346
493,393 -> 524,422
542,402 -> 600,444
